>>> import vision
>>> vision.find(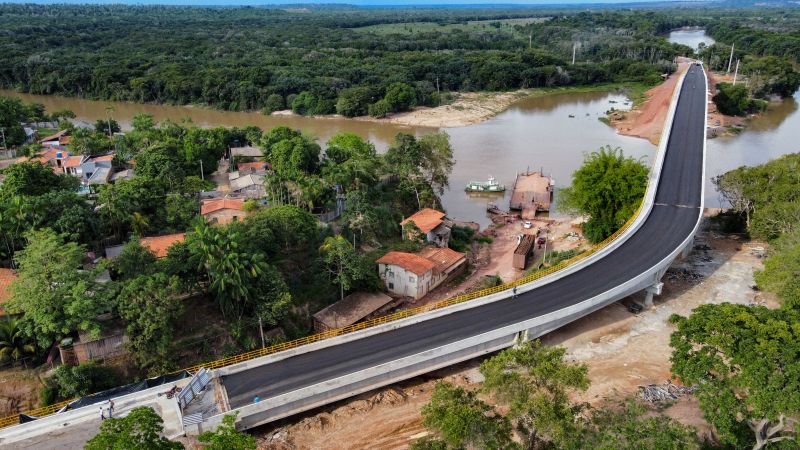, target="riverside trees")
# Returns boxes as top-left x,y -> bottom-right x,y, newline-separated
0,6 -> 696,116
557,146 -> 648,243
670,155 -> 800,449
